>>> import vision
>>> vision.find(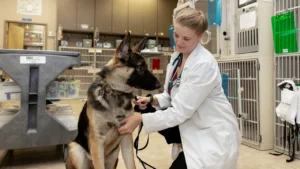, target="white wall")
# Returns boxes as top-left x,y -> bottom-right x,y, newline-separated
0,0 -> 57,50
